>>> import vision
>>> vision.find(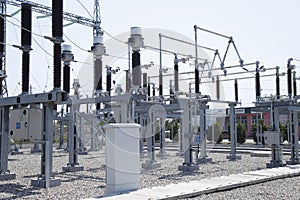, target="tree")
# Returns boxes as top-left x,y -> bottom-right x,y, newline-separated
207,122 -> 223,143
